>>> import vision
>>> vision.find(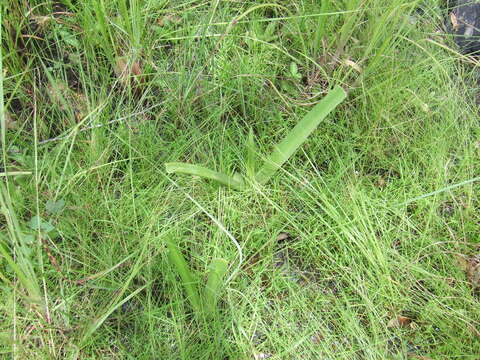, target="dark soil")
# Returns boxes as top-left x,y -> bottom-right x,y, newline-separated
446,0 -> 480,54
